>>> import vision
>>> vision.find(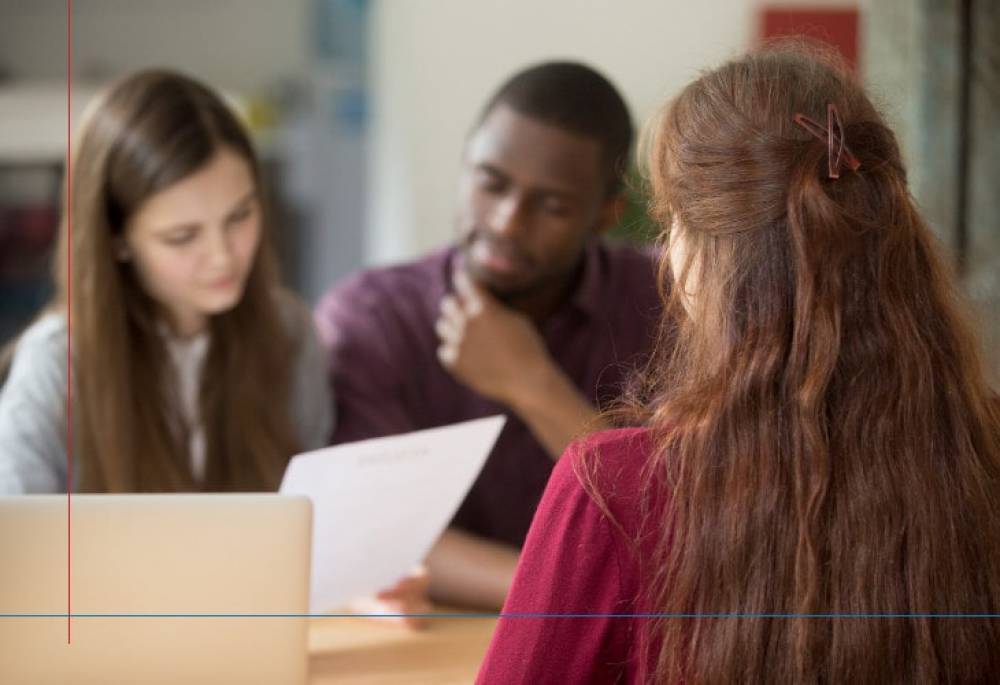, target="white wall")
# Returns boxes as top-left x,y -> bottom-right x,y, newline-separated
2,0 -> 863,279
0,0 -> 309,91
367,0 -> 858,266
